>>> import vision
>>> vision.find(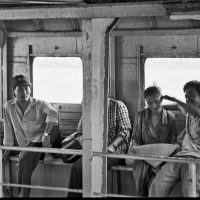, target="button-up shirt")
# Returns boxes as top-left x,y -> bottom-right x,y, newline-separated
176,114 -> 200,158
108,98 -> 132,154
130,108 -> 177,146
3,97 -> 59,147
76,98 -> 132,154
